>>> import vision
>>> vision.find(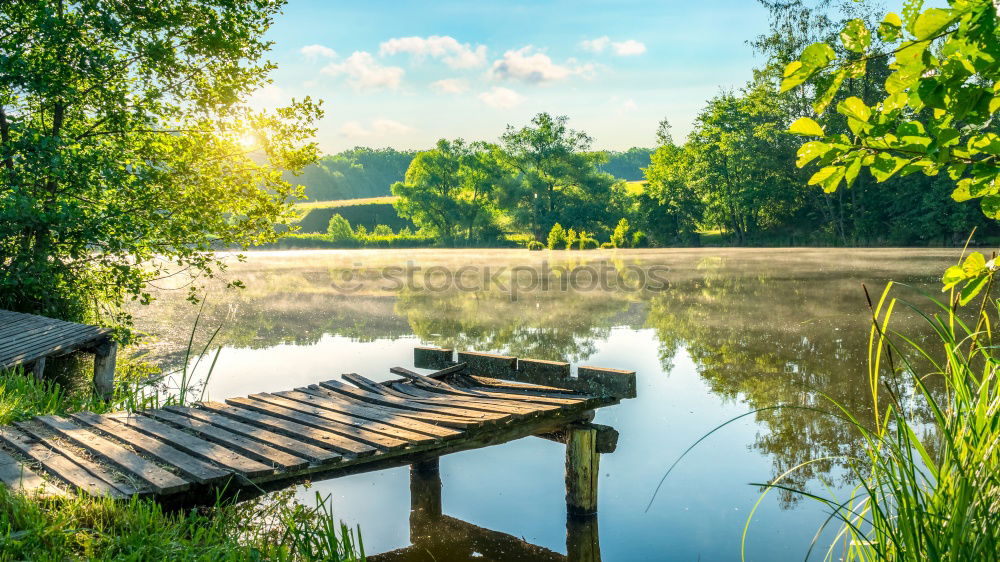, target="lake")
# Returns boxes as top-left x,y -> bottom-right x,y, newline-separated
131,248 -> 958,560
